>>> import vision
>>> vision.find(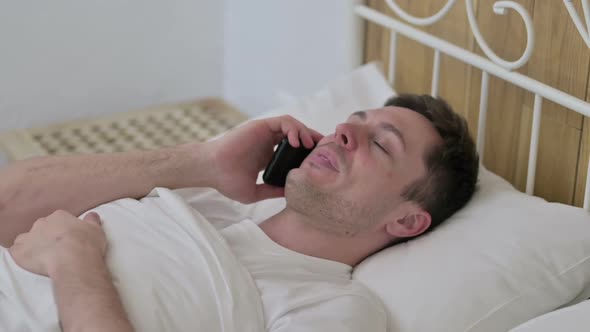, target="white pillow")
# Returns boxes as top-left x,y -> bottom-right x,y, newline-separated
509,300 -> 590,332
178,63 -> 590,332
354,167 -> 590,332
250,61 -> 395,135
